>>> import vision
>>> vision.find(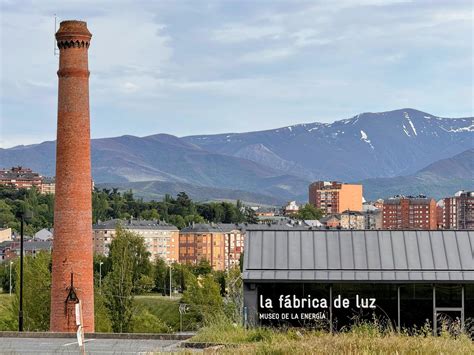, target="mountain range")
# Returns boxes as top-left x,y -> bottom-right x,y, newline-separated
1,108 -> 473,204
